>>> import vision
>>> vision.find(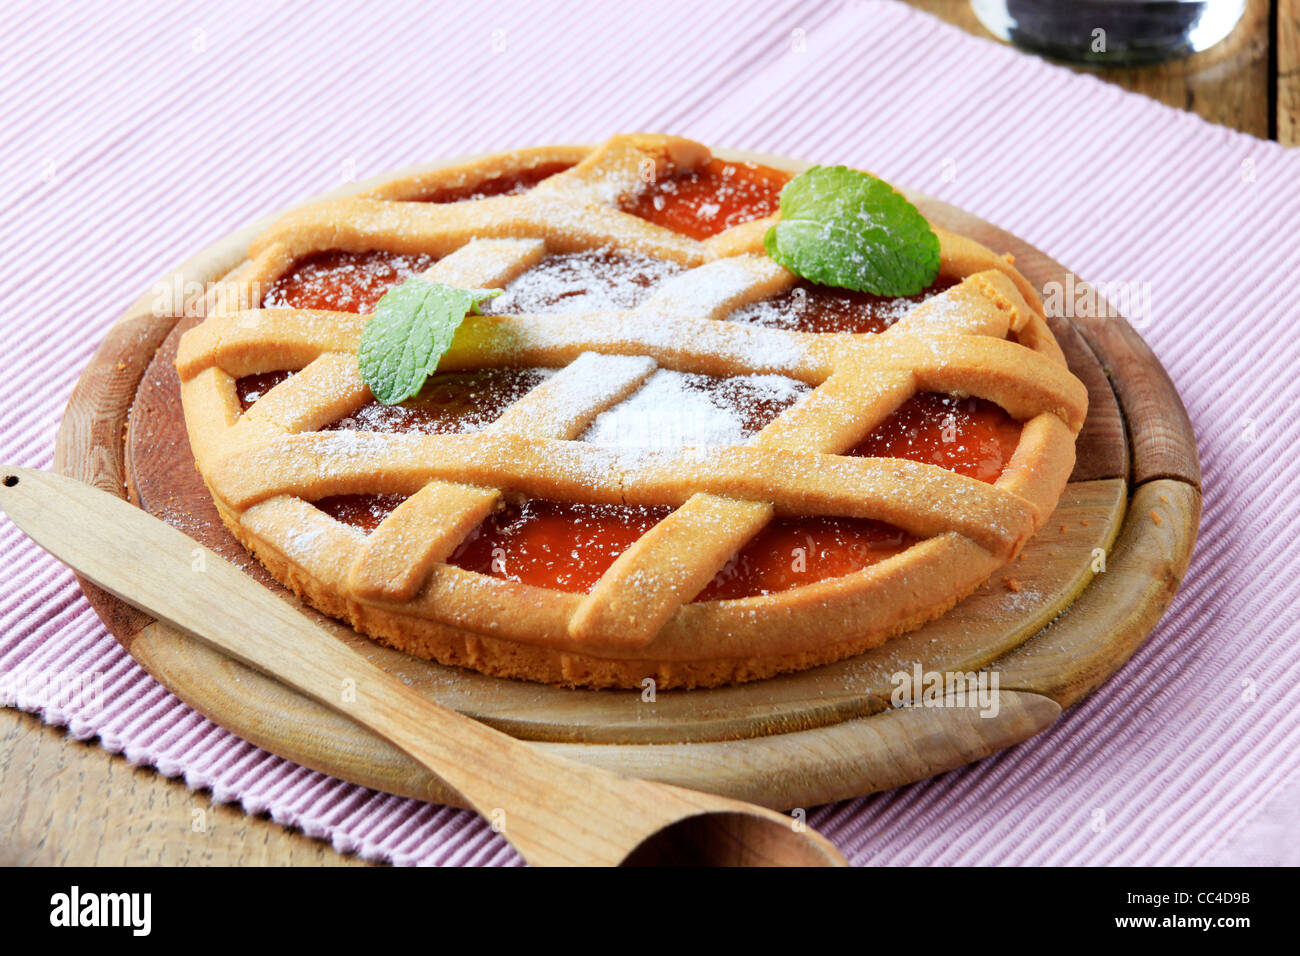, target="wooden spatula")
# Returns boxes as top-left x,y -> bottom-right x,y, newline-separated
0,467 -> 846,867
